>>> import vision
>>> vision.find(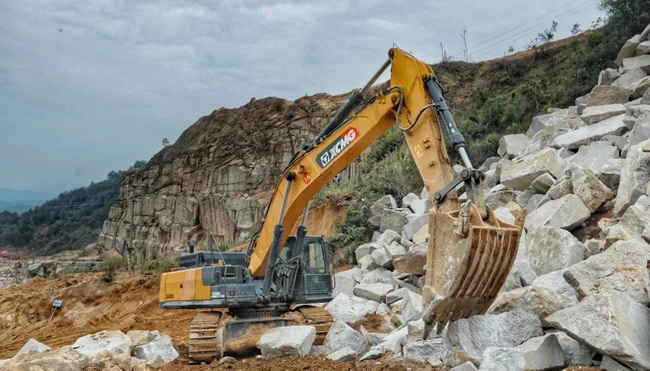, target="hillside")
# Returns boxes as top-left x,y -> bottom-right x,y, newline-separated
96,24 -> 635,263
0,161 -> 145,255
